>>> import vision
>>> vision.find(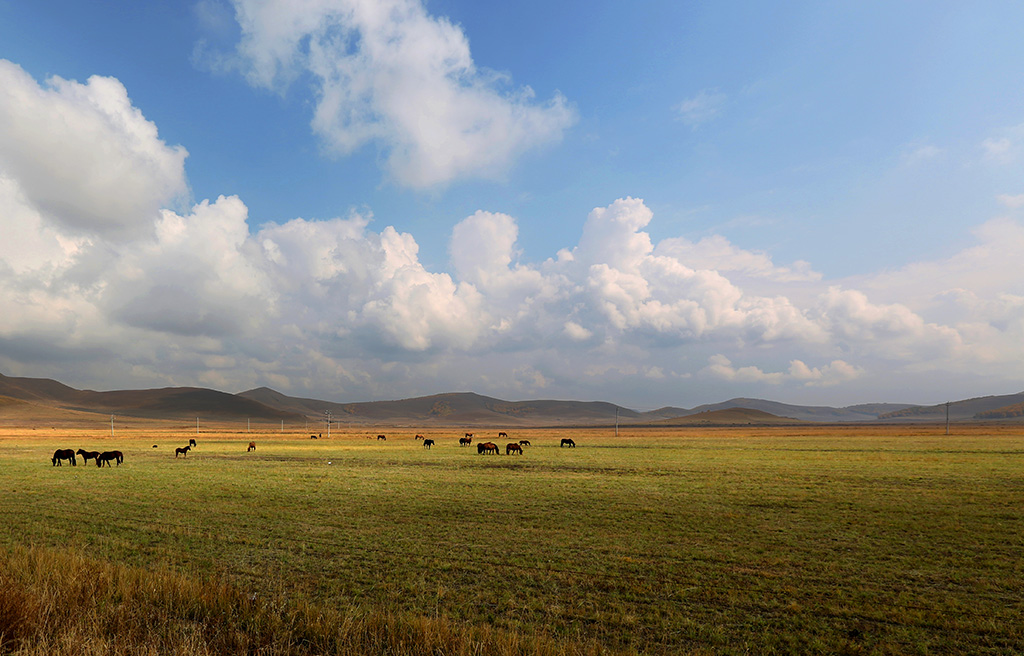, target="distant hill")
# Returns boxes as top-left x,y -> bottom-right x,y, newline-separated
878,392 -> 1024,421
240,388 -> 640,426
654,407 -> 801,425
975,403 -> 1024,419
0,373 -> 303,421
639,398 -> 917,423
